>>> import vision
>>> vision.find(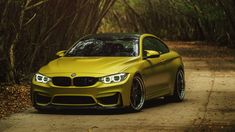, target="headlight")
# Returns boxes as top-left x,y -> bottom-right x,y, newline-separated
100,73 -> 128,84
35,73 -> 51,84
